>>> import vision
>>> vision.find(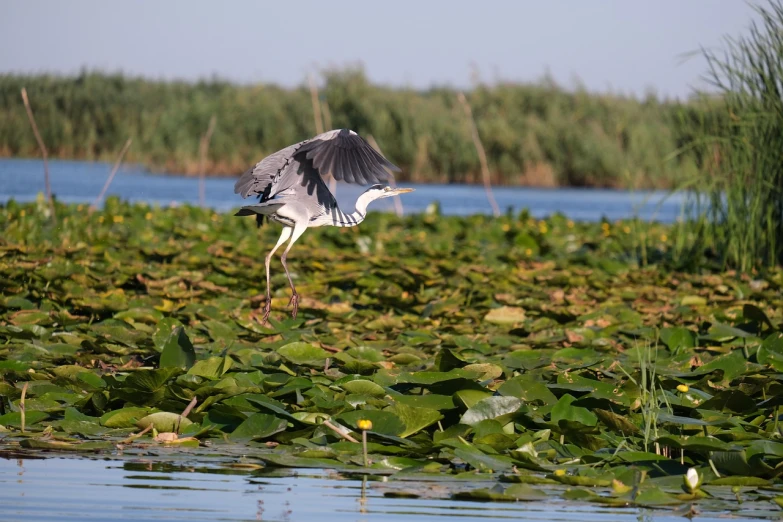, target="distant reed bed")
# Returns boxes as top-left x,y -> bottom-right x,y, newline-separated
0,69 -> 706,188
